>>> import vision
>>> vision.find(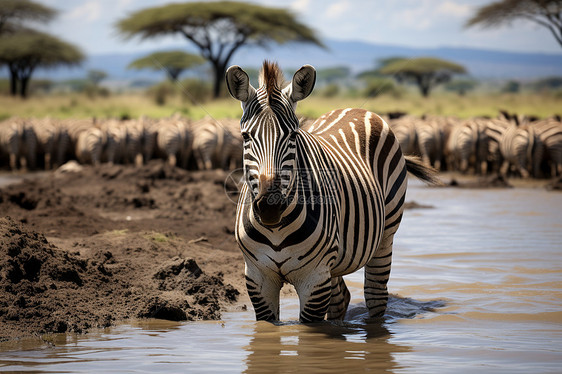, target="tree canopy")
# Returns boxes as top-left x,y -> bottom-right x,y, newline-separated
466,0 -> 562,47
128,50 -> 206,81
0,30 -> 84,97
379,57 -> 467,97
0,0 -> 56,33
115,1 -> 324,98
